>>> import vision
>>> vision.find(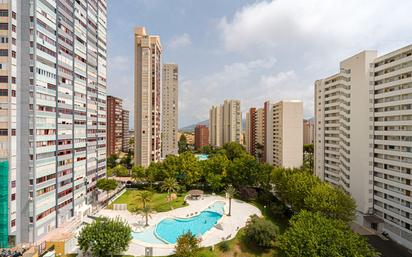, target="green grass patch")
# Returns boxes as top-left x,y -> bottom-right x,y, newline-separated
107,189 -> 186,212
